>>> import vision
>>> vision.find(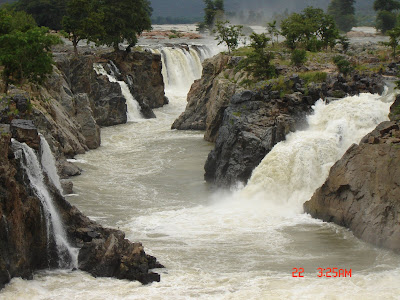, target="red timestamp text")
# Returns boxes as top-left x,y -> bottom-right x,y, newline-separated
292,268 -> 352,277
317,268 -> 352,277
